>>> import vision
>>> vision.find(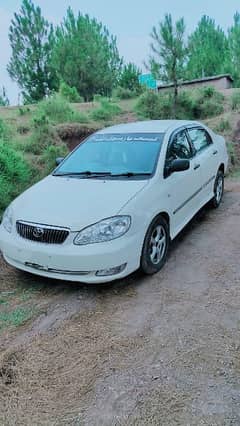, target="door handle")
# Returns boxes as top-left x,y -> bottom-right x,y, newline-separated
213,150 -> 218,155
194,164 -> 200,170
